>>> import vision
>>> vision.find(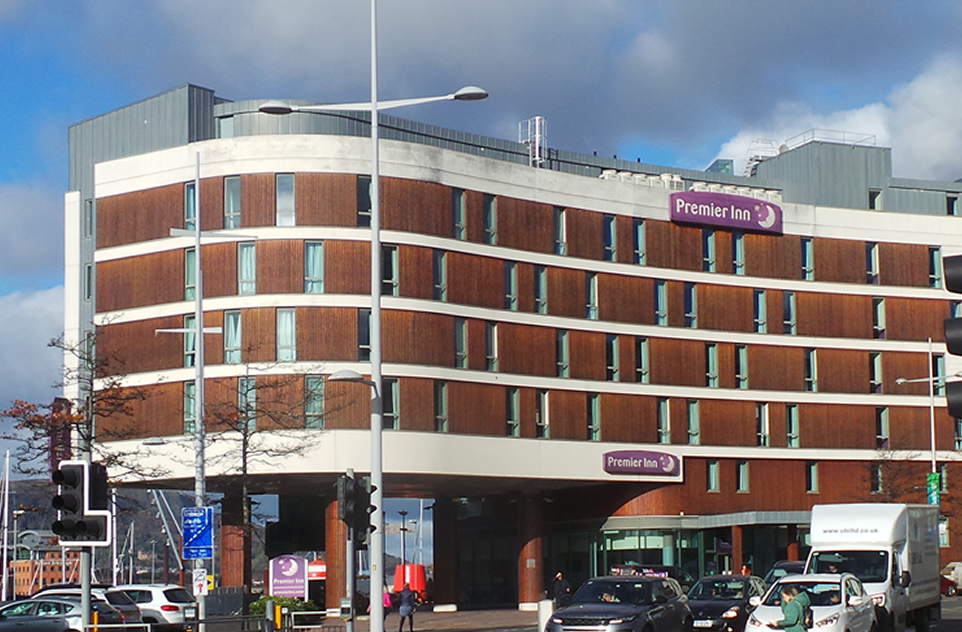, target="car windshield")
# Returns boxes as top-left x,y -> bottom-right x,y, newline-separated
571,580 -> 653,606
764,582 -> 841,607
809,551 -> 889,583
689,579 -> 747,601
